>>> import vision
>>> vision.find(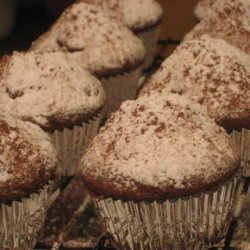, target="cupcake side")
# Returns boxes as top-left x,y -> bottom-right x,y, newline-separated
0,51 -> 106,176
81,93 -> 242,249
0,113 -> 57,249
